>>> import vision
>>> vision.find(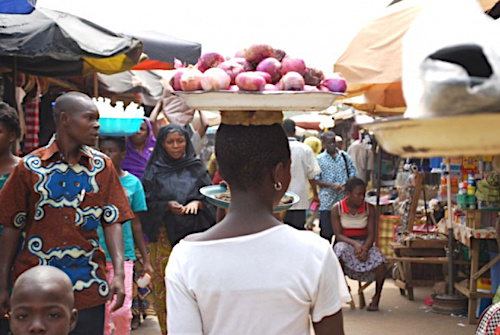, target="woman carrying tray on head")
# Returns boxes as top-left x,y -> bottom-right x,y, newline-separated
165,120 -> 349,335
332,177 -> 387,311
140,124 -> 216,335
